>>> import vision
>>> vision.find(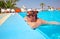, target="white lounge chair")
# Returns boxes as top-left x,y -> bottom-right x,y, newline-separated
1,9 -> 5,13
11,9 -> 15,13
